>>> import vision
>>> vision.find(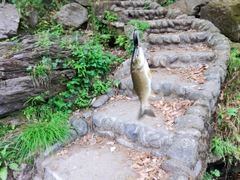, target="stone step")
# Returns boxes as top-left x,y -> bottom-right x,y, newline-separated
116,65 -> 219,102
147,31 -> 210,45
87,94 -> 210,179
39,136 -> 140,180
145,18 -> 220,34
95,1 -> 167,23
35,1 -> 231,179
148,51 -> 215,68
